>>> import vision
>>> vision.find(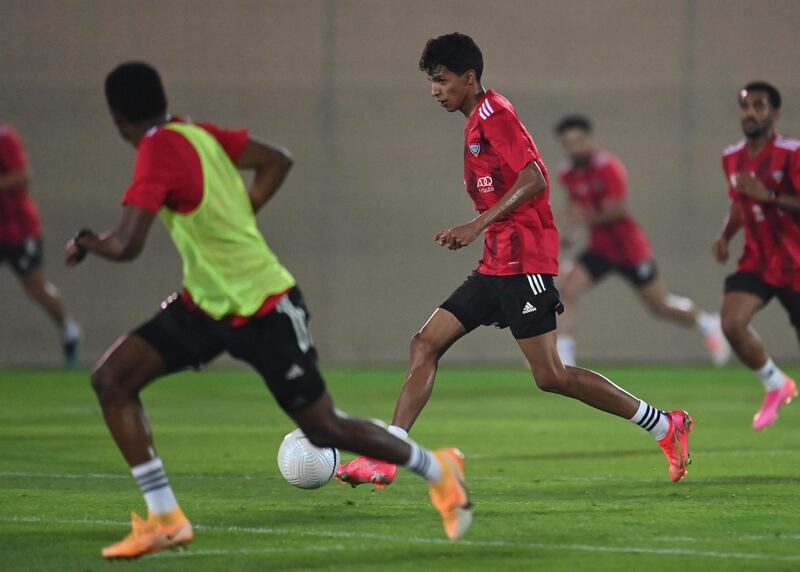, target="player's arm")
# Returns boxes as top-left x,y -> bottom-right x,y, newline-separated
64,205 -> 157,266
584,197 -> 630,225
0,168 -> 29,192
556,199 -> 584,249
436,161 -> 546,250
236,138 -> 294,213
735,172 -> 800,213
0,130 -> 30,191
585,159 -> 630,225
712,201 -> 742,264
